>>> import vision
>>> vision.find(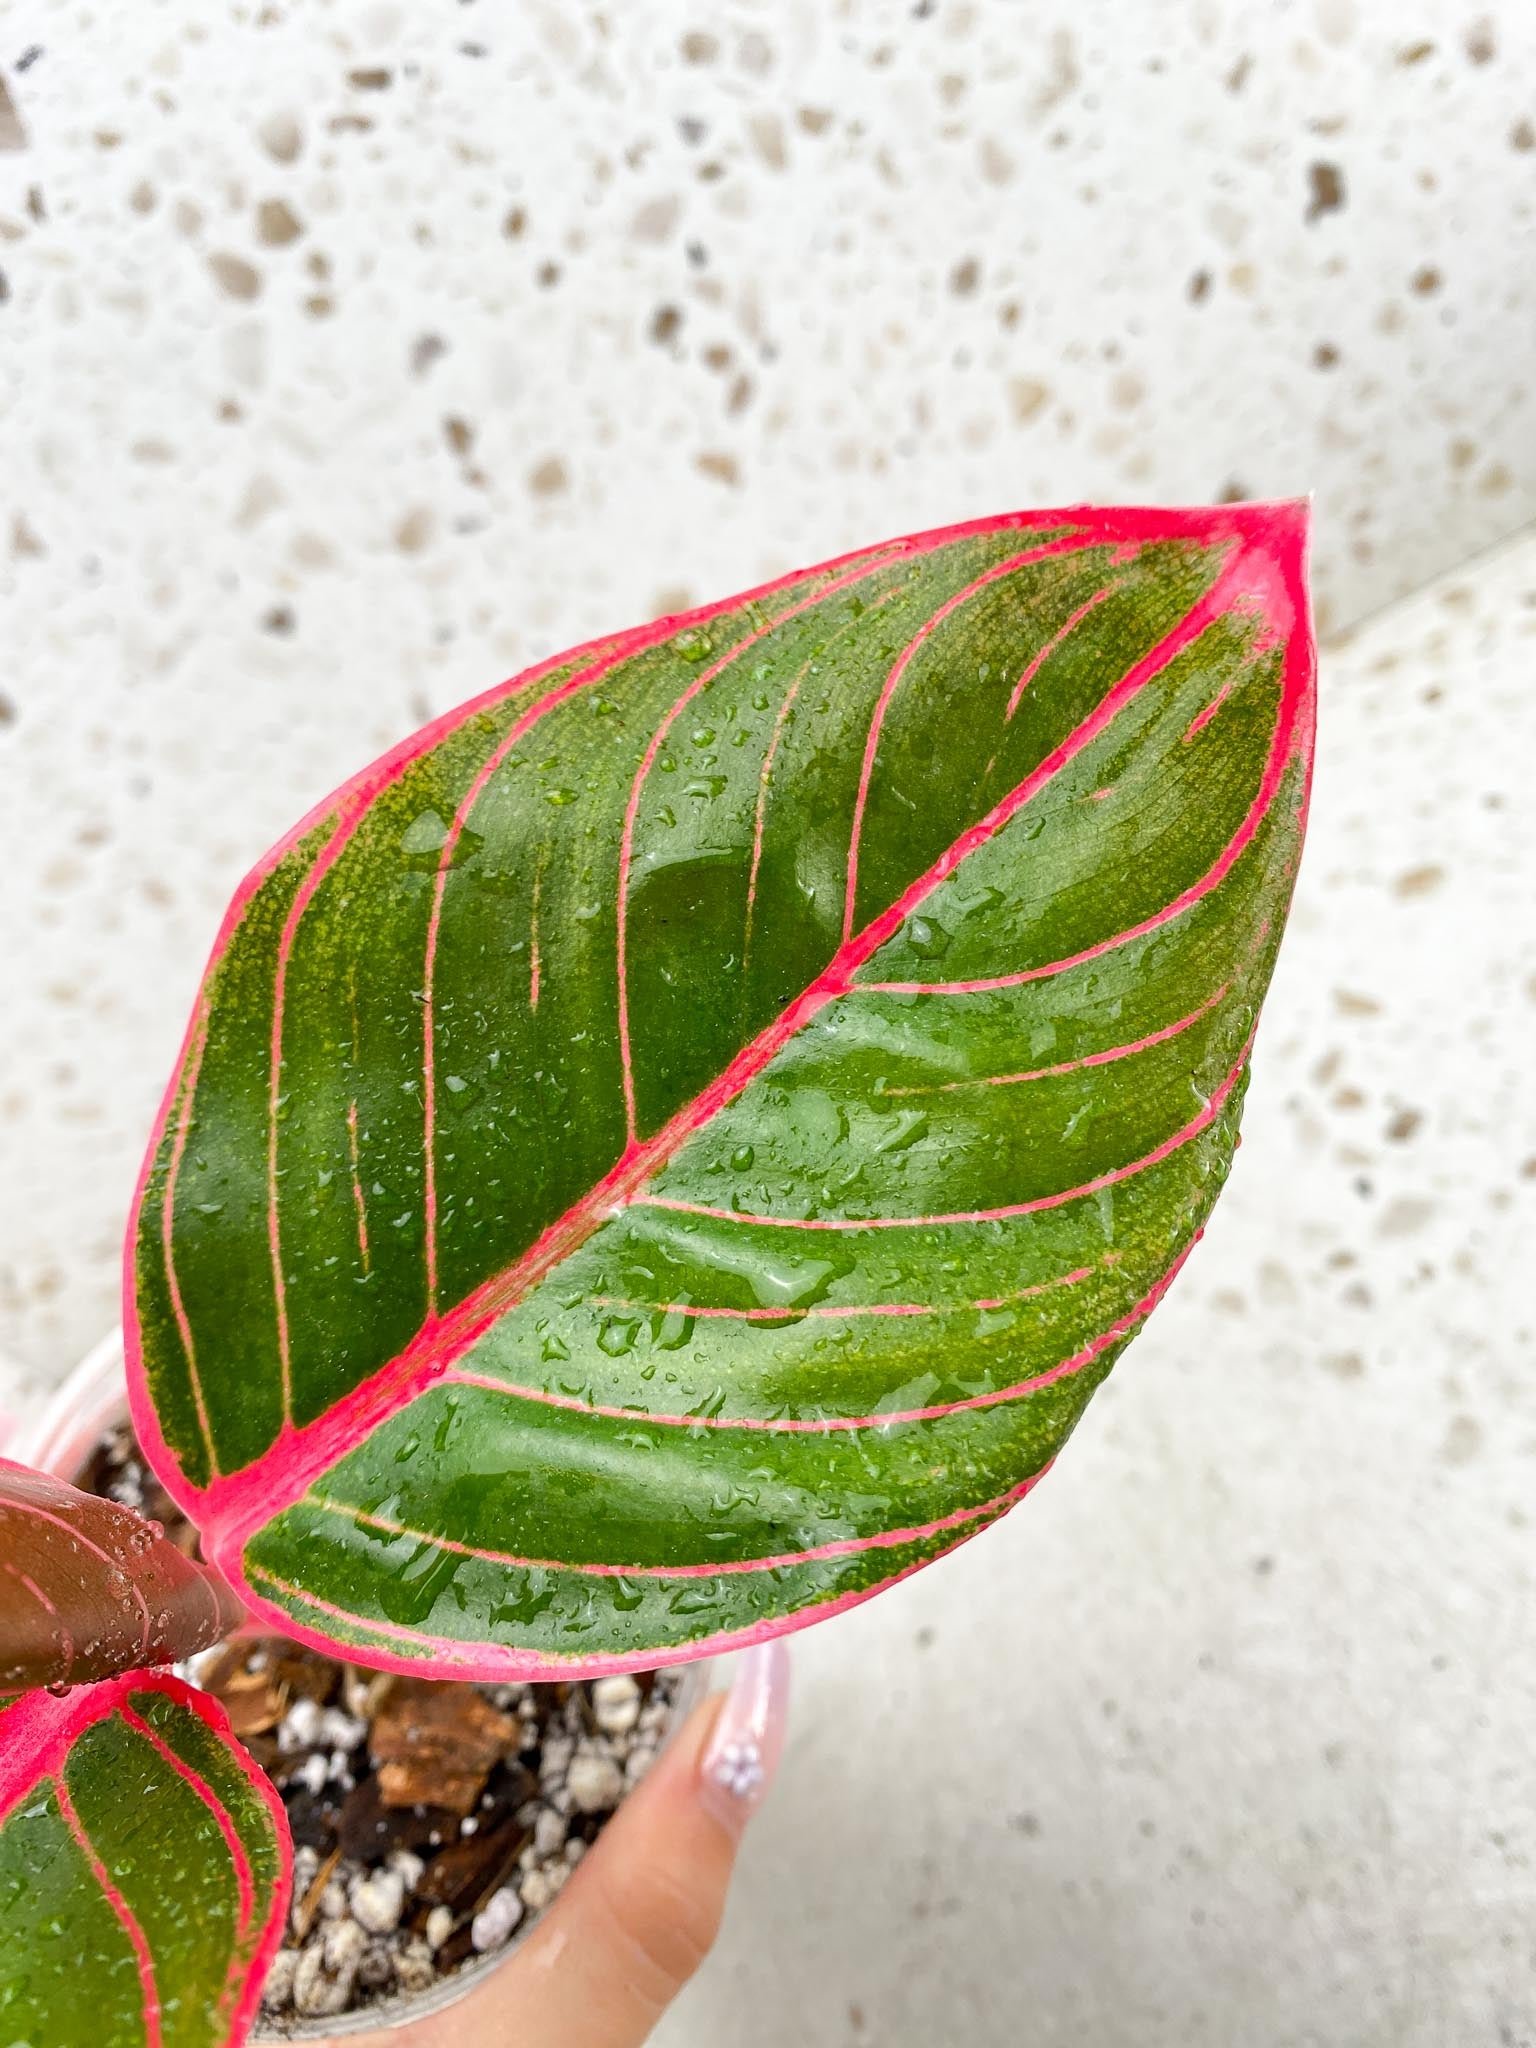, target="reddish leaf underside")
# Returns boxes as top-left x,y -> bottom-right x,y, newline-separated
127,503 -> 1315,1677
0,1671 -> 291,2048
0,1461 -> 244,1693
